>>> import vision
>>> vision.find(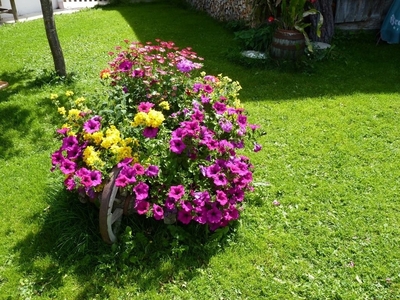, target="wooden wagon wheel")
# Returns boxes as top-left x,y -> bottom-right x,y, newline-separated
99,166 -> 124,244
